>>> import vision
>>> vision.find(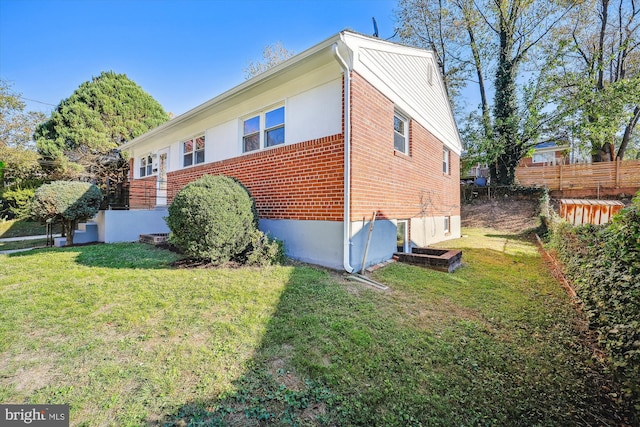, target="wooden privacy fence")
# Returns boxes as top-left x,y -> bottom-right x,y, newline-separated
515,159 -> 640,191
